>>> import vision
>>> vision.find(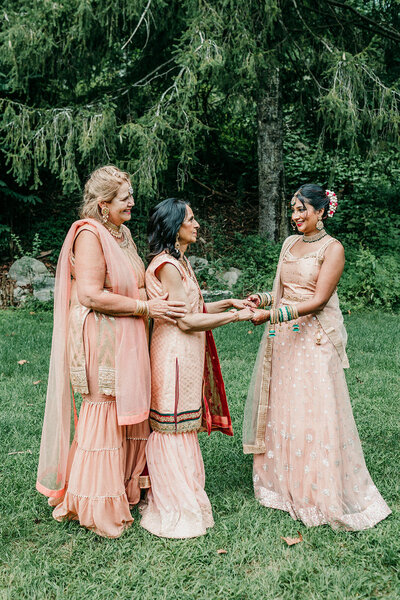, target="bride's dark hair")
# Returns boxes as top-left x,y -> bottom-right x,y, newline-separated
295,184 -> 330,219
147,197 -> 189,261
